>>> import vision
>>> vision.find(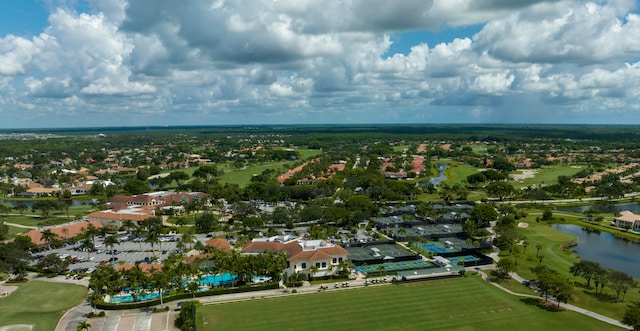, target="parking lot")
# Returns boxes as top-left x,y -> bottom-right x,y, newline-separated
33,233 -> 191,273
